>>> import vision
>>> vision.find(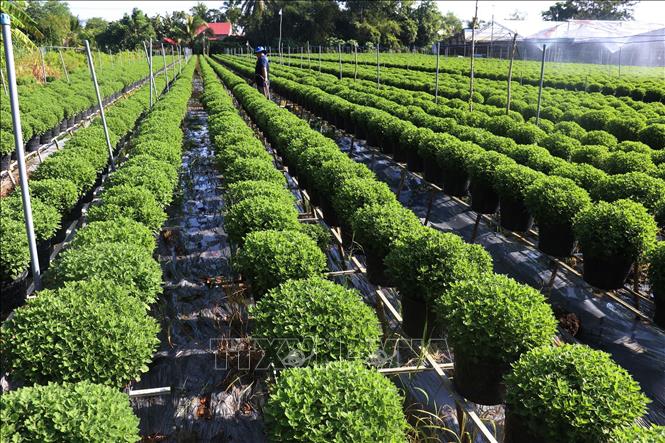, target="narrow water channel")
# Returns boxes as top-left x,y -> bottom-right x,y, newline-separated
131,72 -> 266,442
